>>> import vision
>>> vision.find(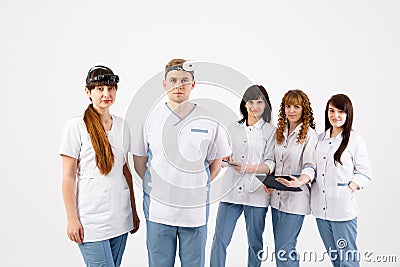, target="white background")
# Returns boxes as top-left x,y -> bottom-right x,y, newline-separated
1,0 -> 399,266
